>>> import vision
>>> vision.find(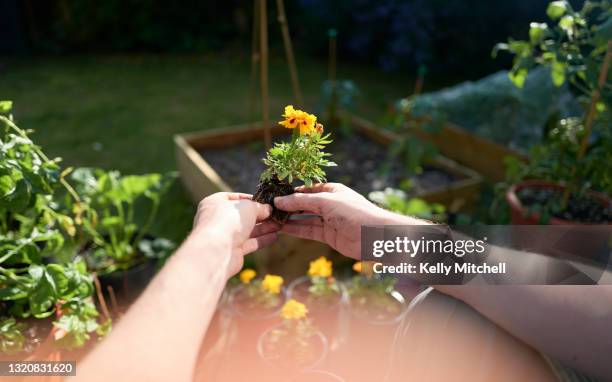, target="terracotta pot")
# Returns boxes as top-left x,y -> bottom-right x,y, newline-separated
506,181 -> 610,225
